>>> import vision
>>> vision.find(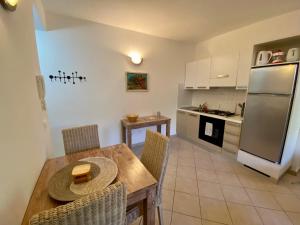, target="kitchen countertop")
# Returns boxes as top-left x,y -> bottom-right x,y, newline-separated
177,108 -> 243,124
